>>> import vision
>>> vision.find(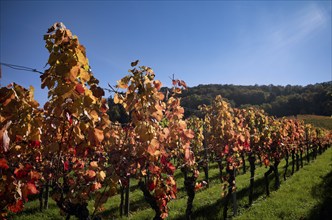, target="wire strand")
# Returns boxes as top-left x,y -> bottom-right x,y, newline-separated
0,62 -> 44,74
